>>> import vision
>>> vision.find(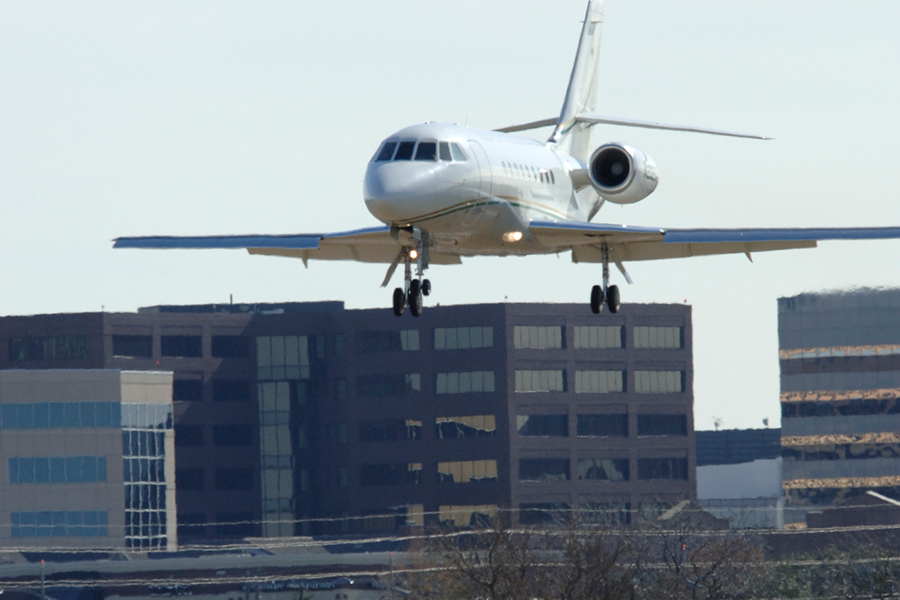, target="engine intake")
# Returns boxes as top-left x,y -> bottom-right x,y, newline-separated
588,143 -> 659,204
